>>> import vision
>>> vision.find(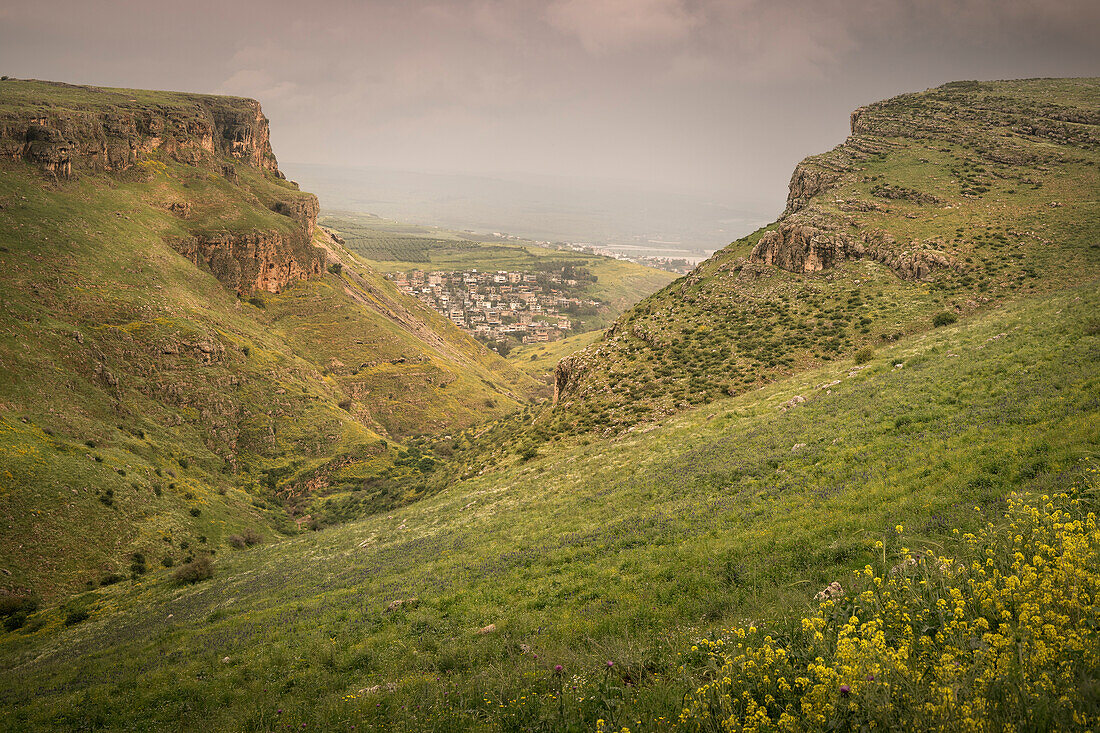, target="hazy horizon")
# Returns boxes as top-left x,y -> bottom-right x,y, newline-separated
283,161 -> 772,257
